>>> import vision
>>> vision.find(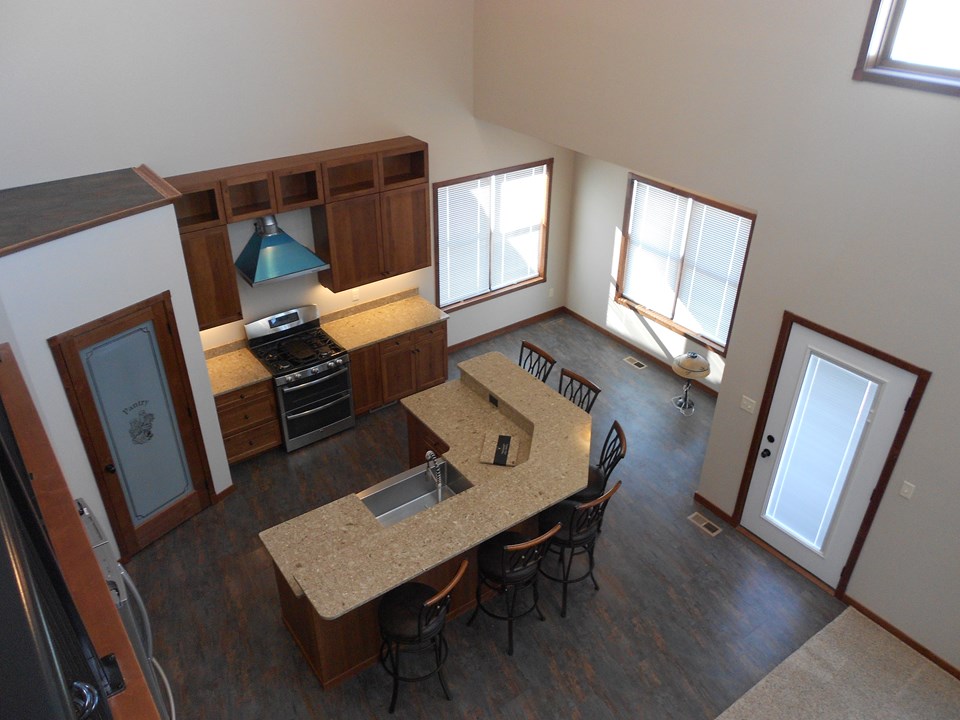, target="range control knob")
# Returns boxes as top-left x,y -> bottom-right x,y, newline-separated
335,357 -> 344,366
327,361 -> 336,369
